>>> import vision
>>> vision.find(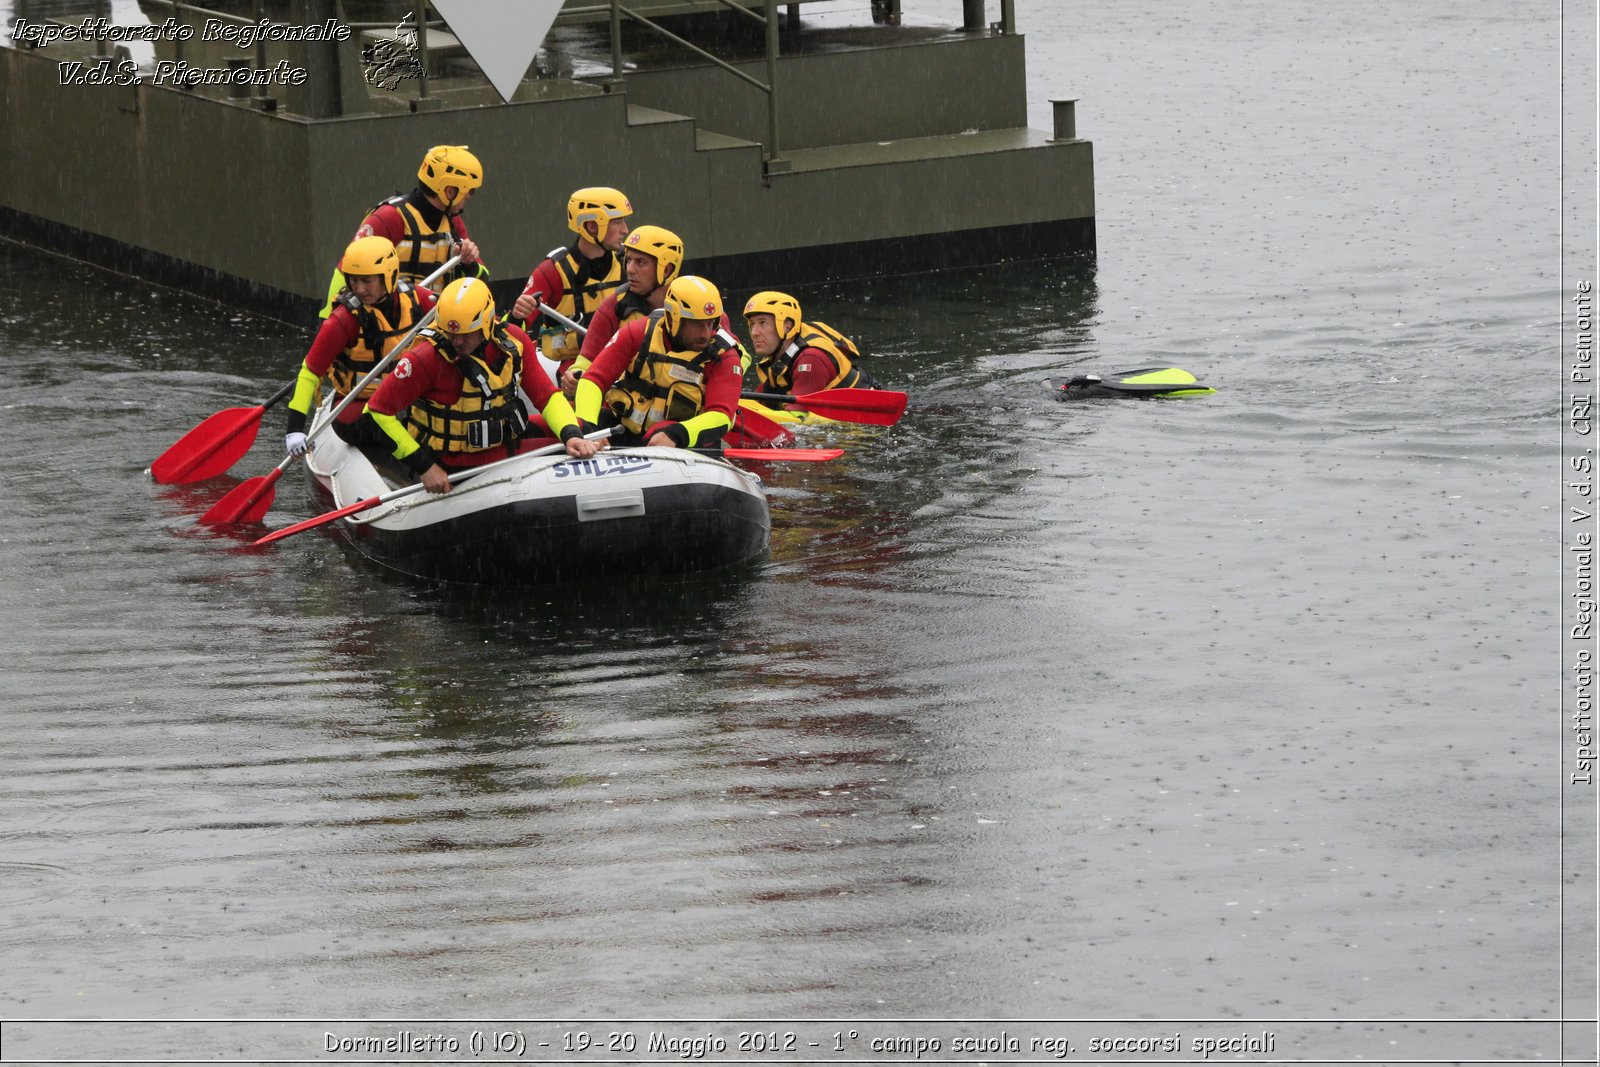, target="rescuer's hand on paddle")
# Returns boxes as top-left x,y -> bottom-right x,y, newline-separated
511,290 -> 542,322
564,435 -> 605,459
285,432 -> 310,457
